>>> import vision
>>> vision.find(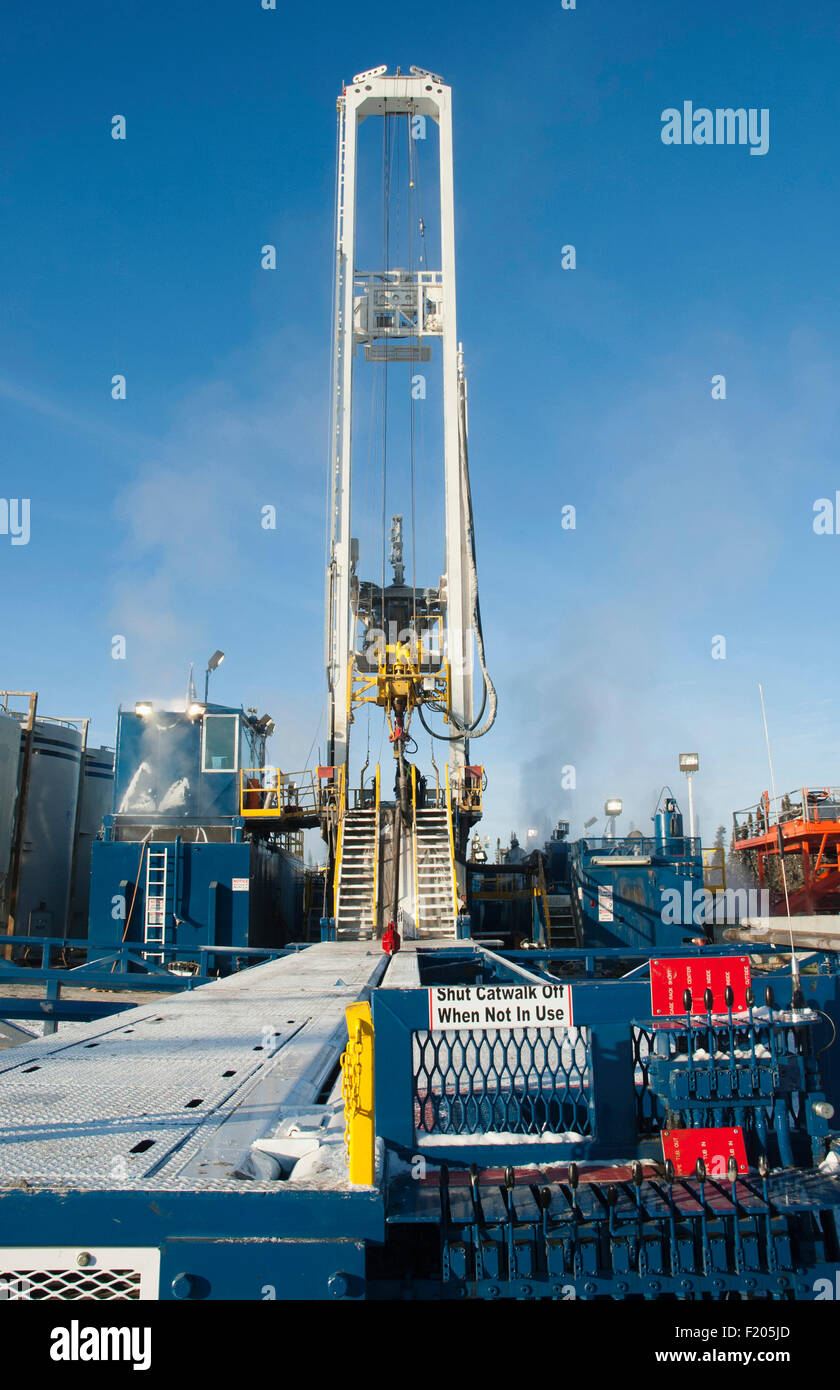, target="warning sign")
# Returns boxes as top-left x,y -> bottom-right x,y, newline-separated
597,886 -> 614,922
428,983 -> 573,1032
661,1126 -> 748,1177
650,955 -> 751,1016
231,878 -> 250,892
